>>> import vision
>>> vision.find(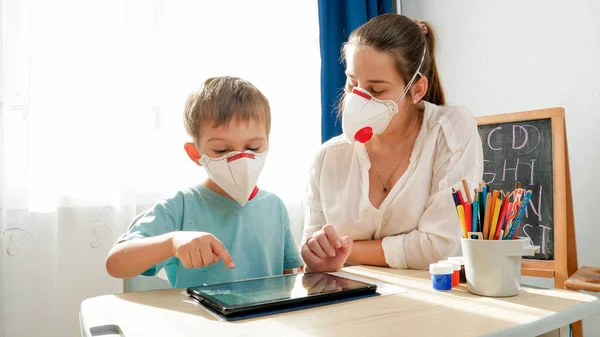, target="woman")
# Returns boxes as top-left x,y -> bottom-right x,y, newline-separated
301,14 -> 483,272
